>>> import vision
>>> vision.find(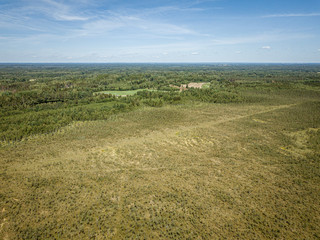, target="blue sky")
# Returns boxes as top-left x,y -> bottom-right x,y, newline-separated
0,0 -> 319,63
